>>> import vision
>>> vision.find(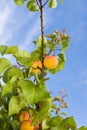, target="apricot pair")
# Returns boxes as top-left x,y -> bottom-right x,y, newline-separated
19,111 -> 39,130
31,55 -> 58,74
18,111 -> 33,130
